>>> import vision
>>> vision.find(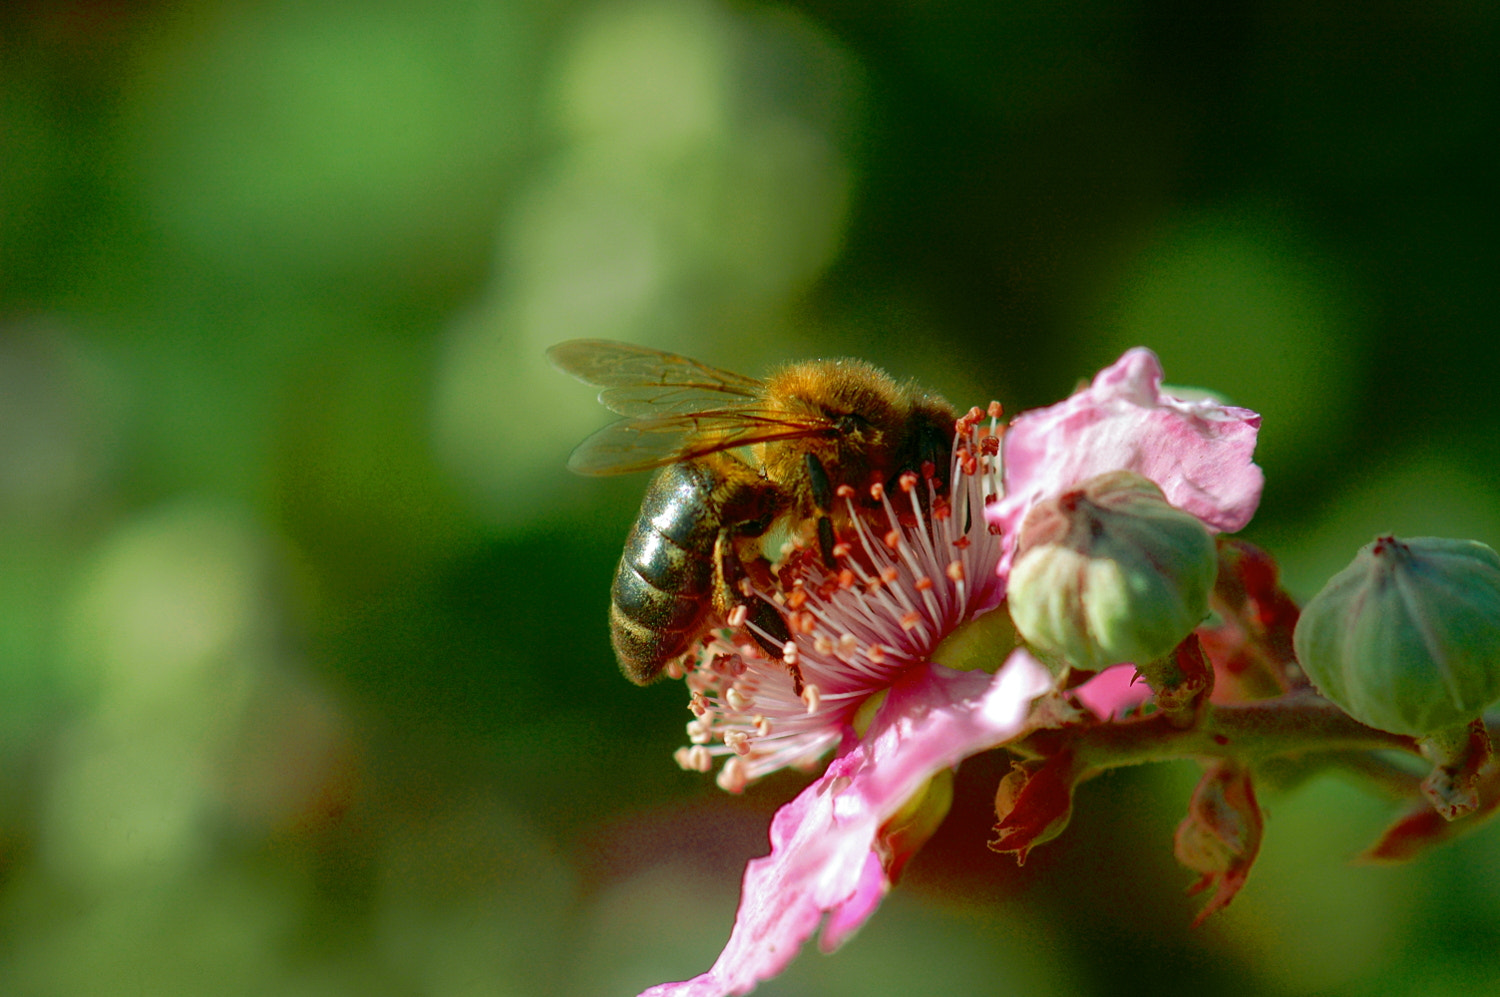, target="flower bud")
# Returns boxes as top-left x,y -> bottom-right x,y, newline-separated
1293,536 -> 1500,736
1006,470 -> 1218,674
989,750 -> 1077,864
